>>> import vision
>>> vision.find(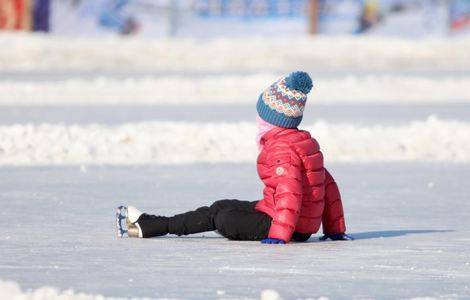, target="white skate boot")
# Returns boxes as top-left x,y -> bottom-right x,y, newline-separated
116,205 -> 144,238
